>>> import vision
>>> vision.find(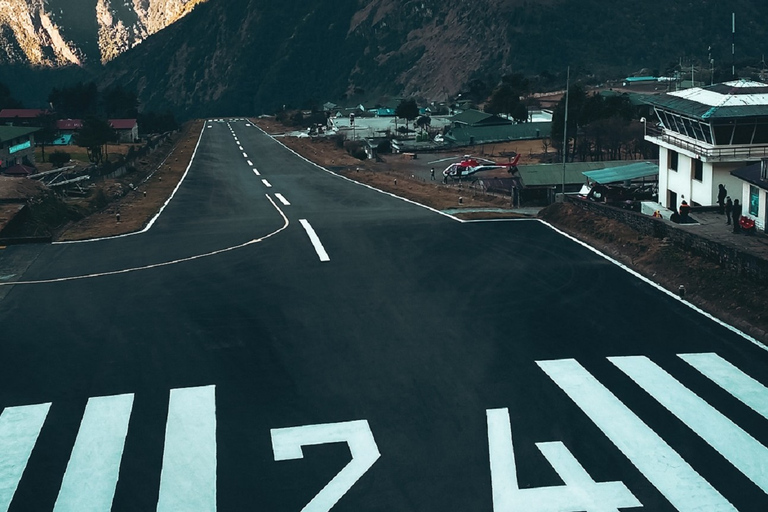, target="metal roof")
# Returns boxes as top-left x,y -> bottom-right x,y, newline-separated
0,126 -> 38,143
450,109 -> 511,126
646,79 -> 768,120
582,161 -> 659,184
516,161 -> 638,187
731,162 -> 768,191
